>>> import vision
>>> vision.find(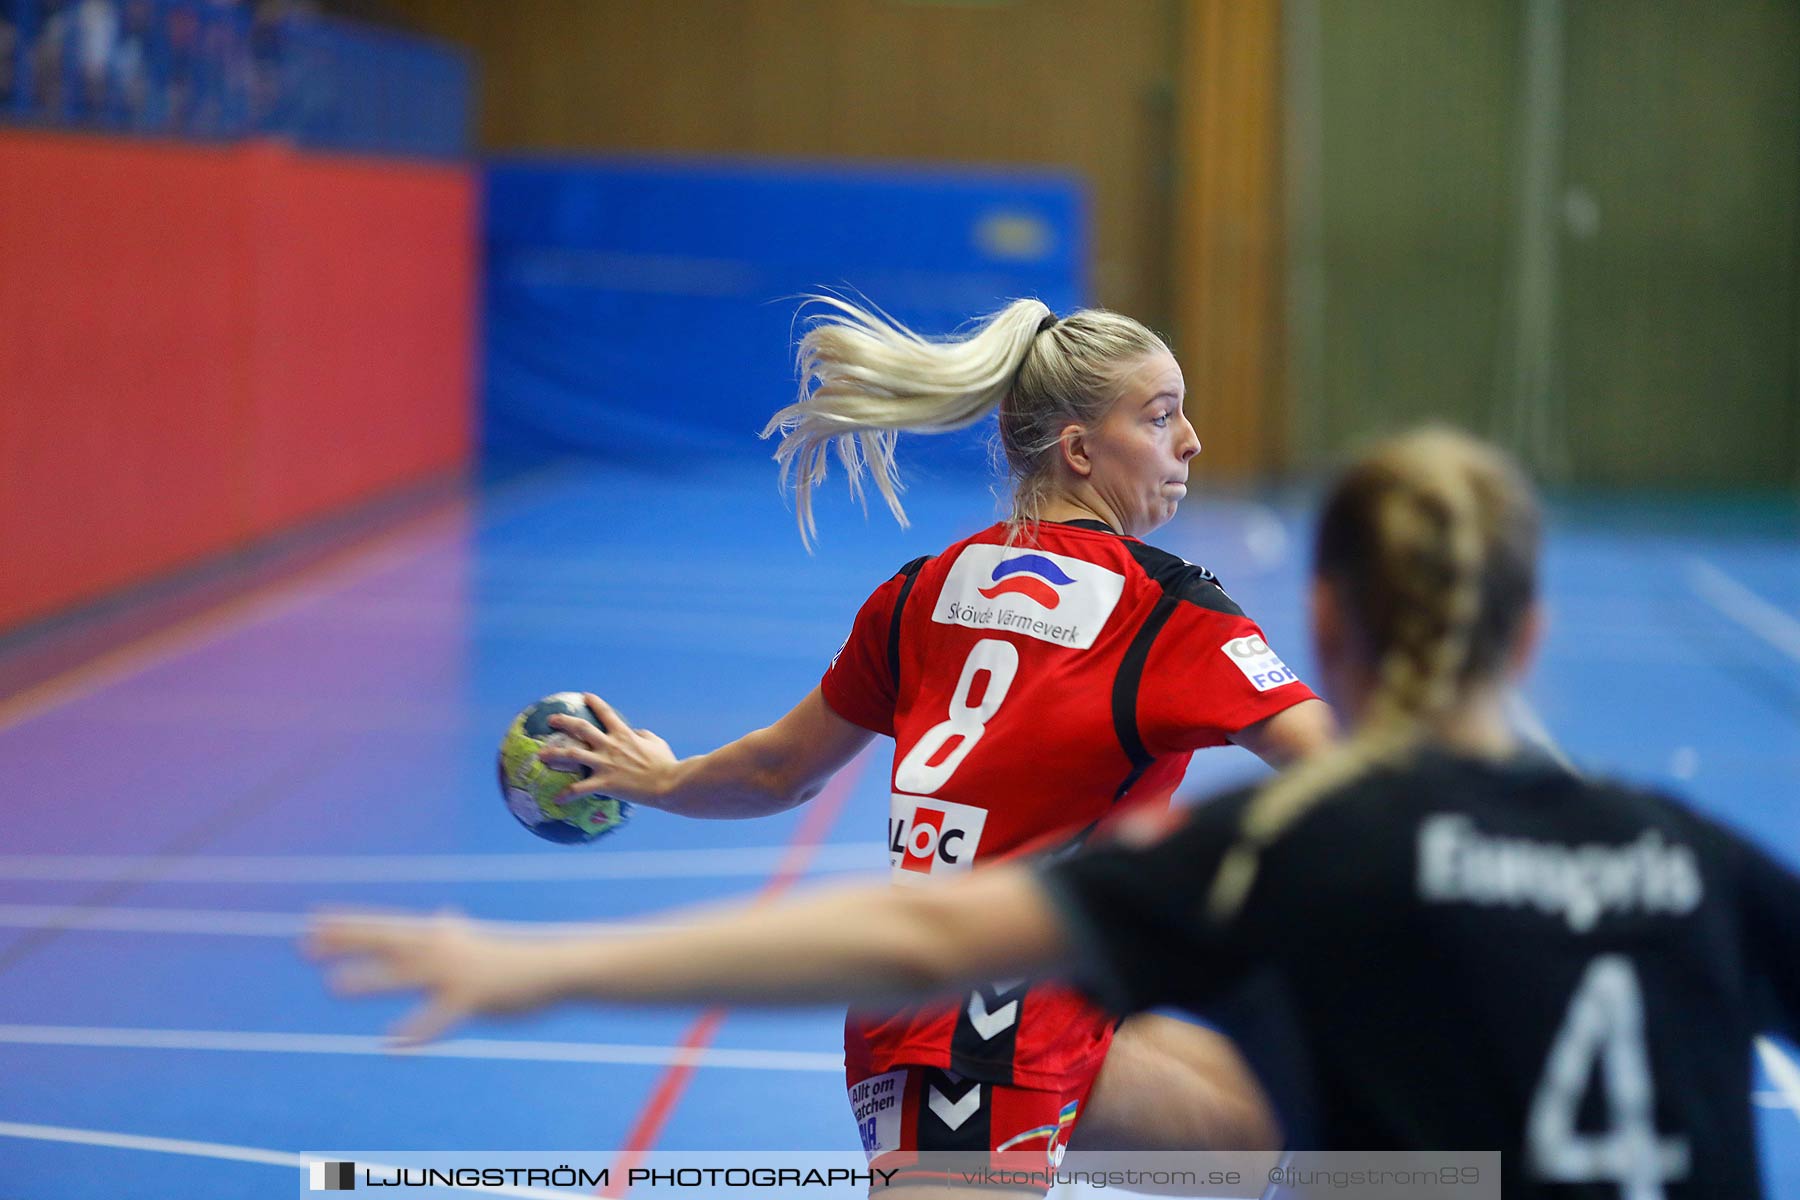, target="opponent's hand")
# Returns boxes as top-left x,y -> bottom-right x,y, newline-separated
537,692 -> 678,805
303,911 -> 553,1046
